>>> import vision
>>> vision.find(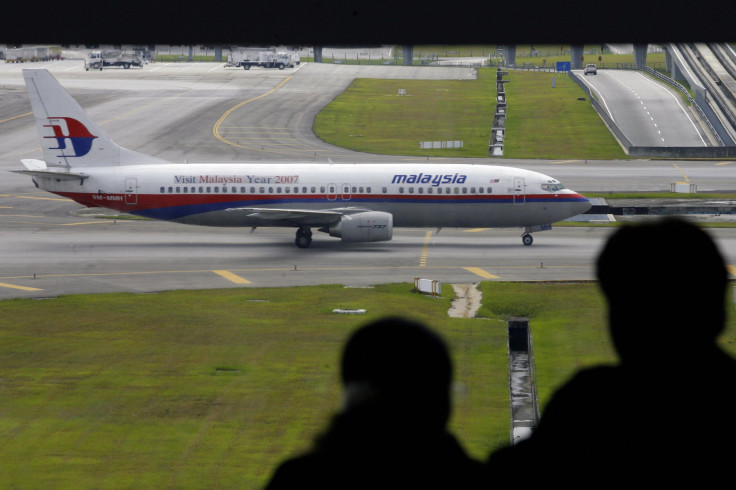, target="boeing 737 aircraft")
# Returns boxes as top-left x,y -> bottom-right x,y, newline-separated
16,69 -> 591,247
